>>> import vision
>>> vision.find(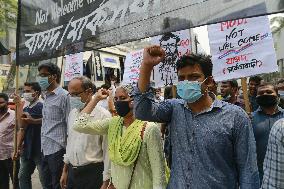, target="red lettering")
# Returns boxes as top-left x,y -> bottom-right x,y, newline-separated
221,22 -> 227,31
226,58 -> 233,64
225,54 -> 248,65
229,20 -> 236,28
178,39 -> 190,48
220,19 -> 248,31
